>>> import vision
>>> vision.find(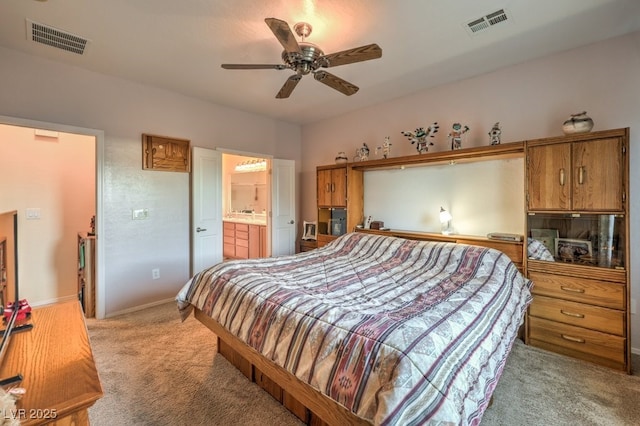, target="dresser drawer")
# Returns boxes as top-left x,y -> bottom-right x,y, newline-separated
235,246 -> 249,259
529,295 -> 625,336
528,271 -> 624,309
223,236 -> 235,245
529,316 -> 625,365
236,230 -> 249,241
223,222 -> 236,231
